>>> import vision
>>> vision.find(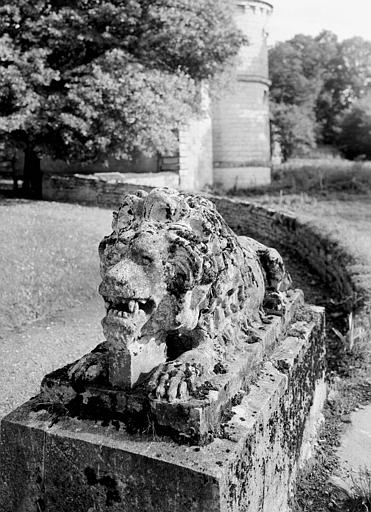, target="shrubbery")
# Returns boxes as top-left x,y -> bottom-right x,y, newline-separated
337,97 -> 371,160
